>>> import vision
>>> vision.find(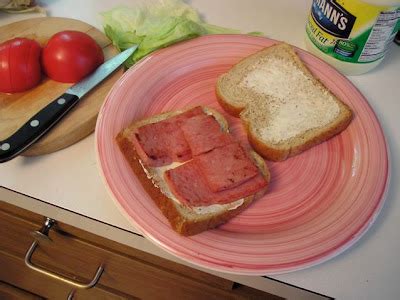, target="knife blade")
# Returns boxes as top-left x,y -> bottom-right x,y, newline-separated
0,45 -> 138,163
